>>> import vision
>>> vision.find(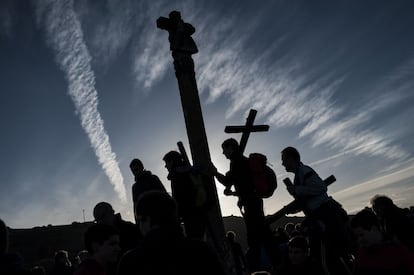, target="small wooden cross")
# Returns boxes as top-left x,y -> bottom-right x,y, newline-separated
225,109 -> 269,154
